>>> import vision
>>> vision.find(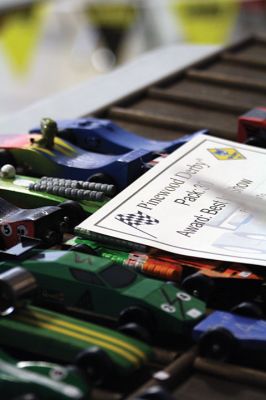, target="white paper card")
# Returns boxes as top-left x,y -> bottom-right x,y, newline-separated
76,135 -> 266,266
